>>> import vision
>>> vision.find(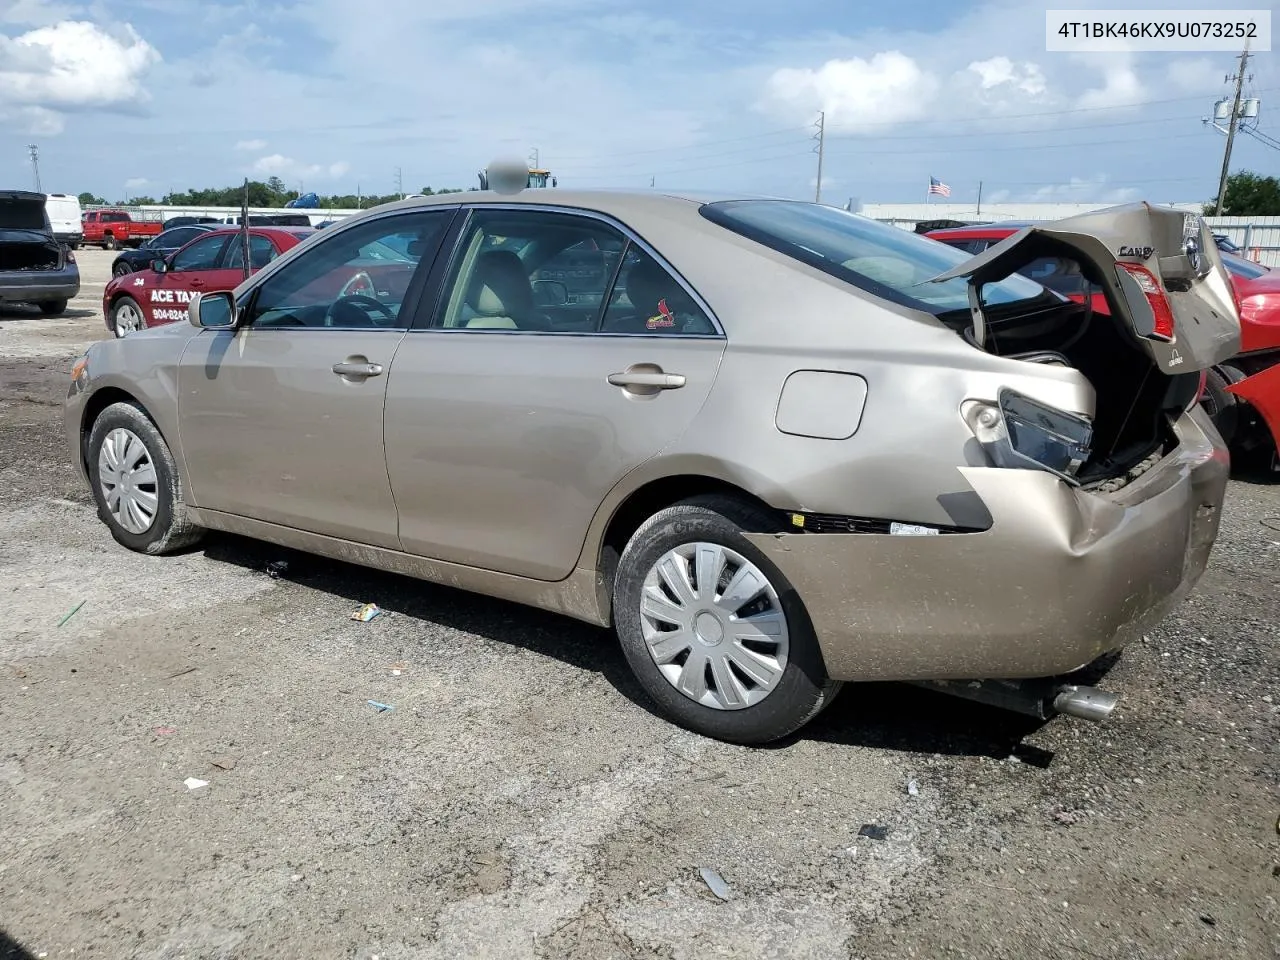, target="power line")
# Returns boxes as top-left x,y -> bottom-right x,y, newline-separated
822,86 -> 1280,130
1240,124 -> 1280,150
826,130 -> 1208,157
543,89 -> 1280,166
